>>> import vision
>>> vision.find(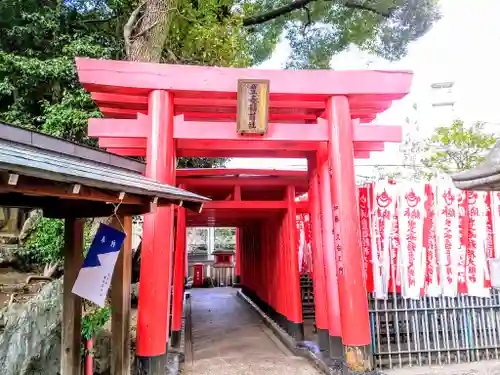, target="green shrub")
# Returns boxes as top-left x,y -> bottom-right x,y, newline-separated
21,218 -> 94,266
82,306 -> 111,340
